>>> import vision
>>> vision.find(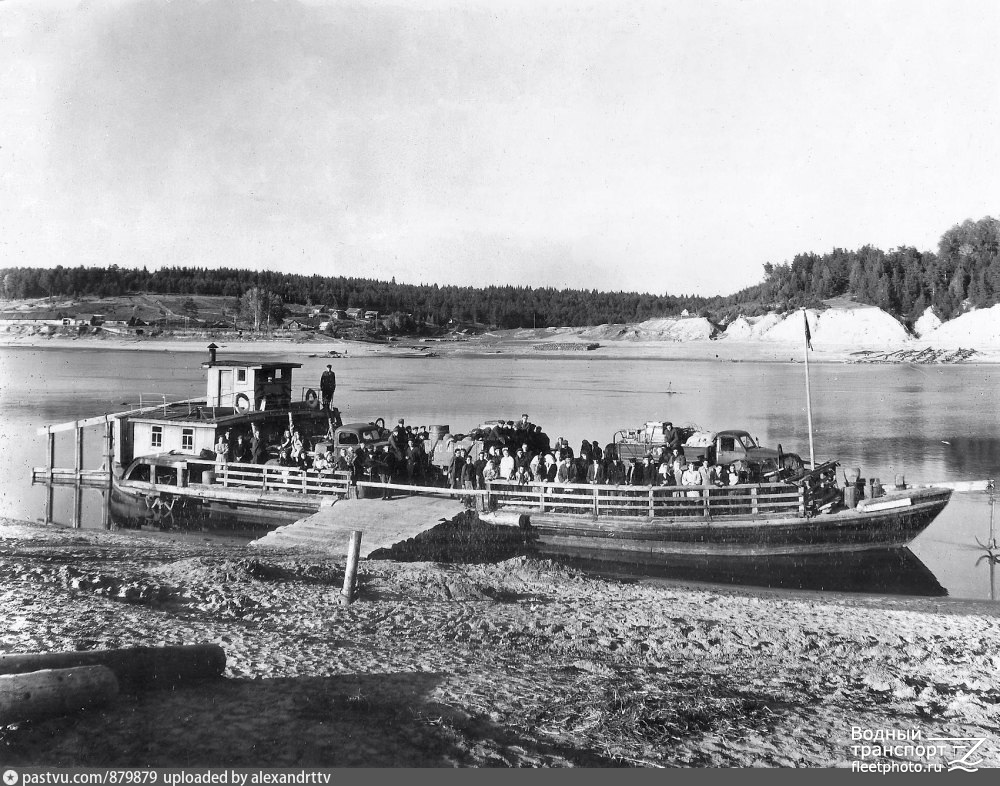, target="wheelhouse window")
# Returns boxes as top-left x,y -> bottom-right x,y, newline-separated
182,428 -> 194,451
237,369 -> 247,383
151,425 -> 163,448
